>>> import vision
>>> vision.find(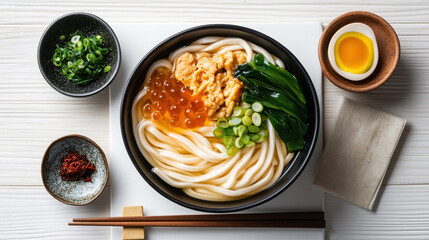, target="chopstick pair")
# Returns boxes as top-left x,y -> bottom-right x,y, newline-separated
69,212 -> 325,228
